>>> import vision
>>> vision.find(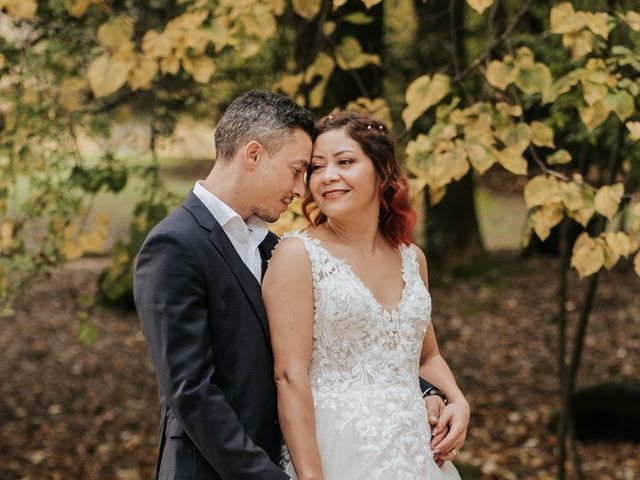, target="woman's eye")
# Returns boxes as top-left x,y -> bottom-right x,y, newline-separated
338,158 -> 353,165
310,164 -> 324,171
